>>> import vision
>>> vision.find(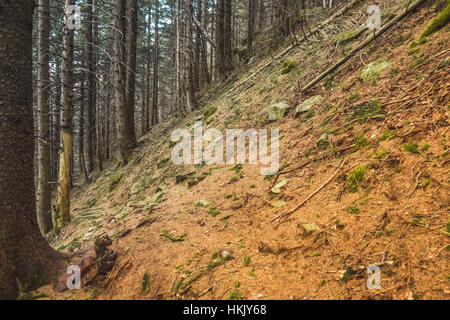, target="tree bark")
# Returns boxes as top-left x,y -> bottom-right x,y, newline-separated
223,0 -> 233,74
37,0 -> 53,234
0,1 -> 64,299
55,0 -> 75,233
114,0 -> 137,164
200,0 -> 211,86
86,0 -> 95,172
152,0 -> 160,125
215,0 -> 225,77
79,61 -> 90,184
126,0 -> 138,140
247,0 -> 255,52
185,0 -> 196,112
